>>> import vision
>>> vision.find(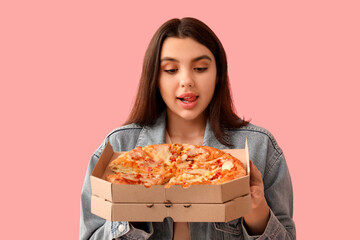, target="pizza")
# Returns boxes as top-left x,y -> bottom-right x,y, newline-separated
106,144 -> 246,188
